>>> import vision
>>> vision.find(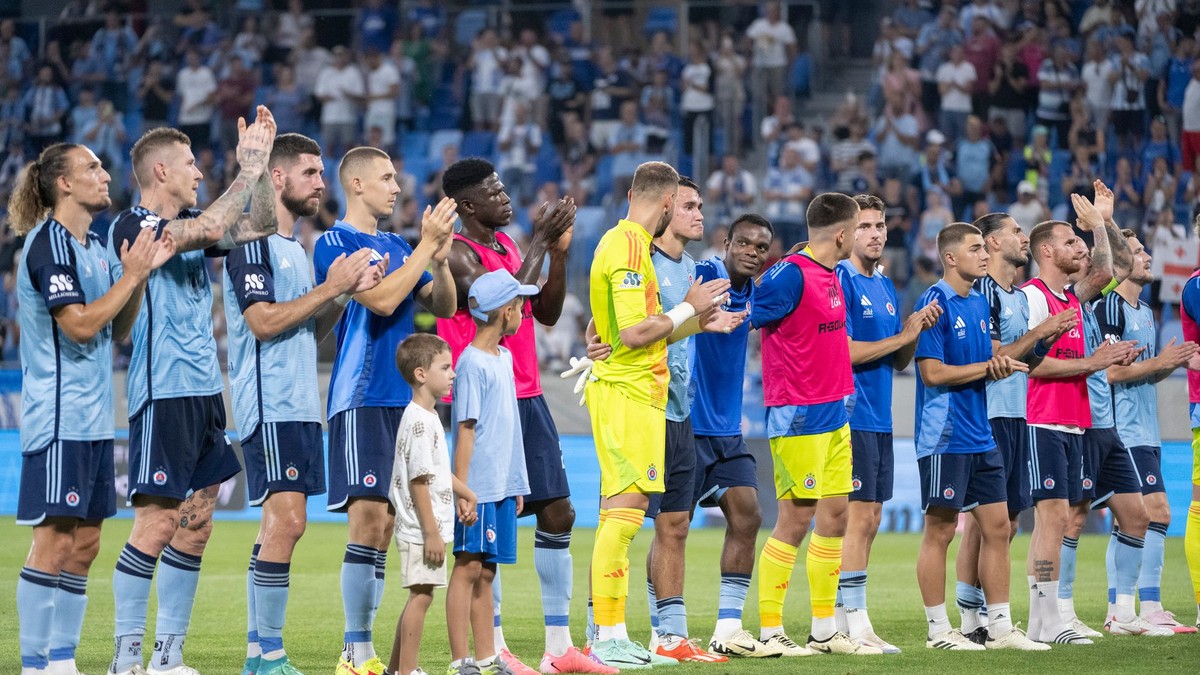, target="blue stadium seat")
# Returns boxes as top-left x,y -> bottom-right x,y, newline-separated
455,9 -> 490,47
644,7 -> 677,35
401,131 -> 431,160
1006,153 -> 1026,196
790,53 -> 812,98
460,130 -> 496,159
547,9 -> 580,40
428,129 -> 463,166
534,145 -> 562,186
1048,150 -> 1072,209
592,155 -> 615,206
